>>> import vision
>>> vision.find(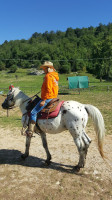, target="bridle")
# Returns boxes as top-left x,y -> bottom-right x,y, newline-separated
3,92 -> 16,109
2,88 -> 41,136
2,89 -> 41,113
